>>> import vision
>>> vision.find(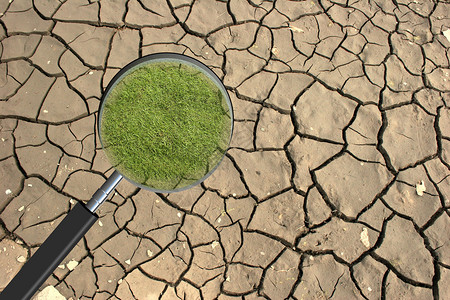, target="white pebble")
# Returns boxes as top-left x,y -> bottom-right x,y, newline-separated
211,241 -> 219,249
58,264 -> 65,269
70,199 -> 76,204
125,259 -> 131,265
47,61 -> 51,64
147,250 -> 153,257
360,228 -> 370,248
18,206 -> 24,212
107,280 -> 112,283
368,287 -> 372,292
89,71 -> 94,75
177,212 -> 182,218
17,256 -> 26,263
118,279 -> 123,284
5,189 -> 12,195
27,184 -> 33,187
232,193 -> 237,197
43,110 -> 48,114
443,29 -> 450,43
98,220 -> 103,227
416,180 -> 426,196
66,260 -> 78,271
